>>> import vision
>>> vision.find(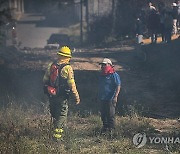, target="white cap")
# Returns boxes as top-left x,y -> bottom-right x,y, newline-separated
150,5 -> 156,10
99,58 -> 113,65
172,3 -> 177,6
